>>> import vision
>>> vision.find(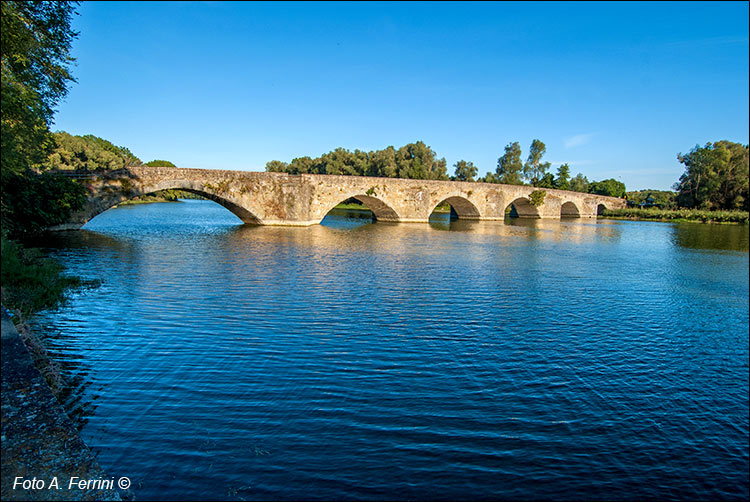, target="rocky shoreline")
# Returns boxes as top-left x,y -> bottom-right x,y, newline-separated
1,313 -> 122,501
